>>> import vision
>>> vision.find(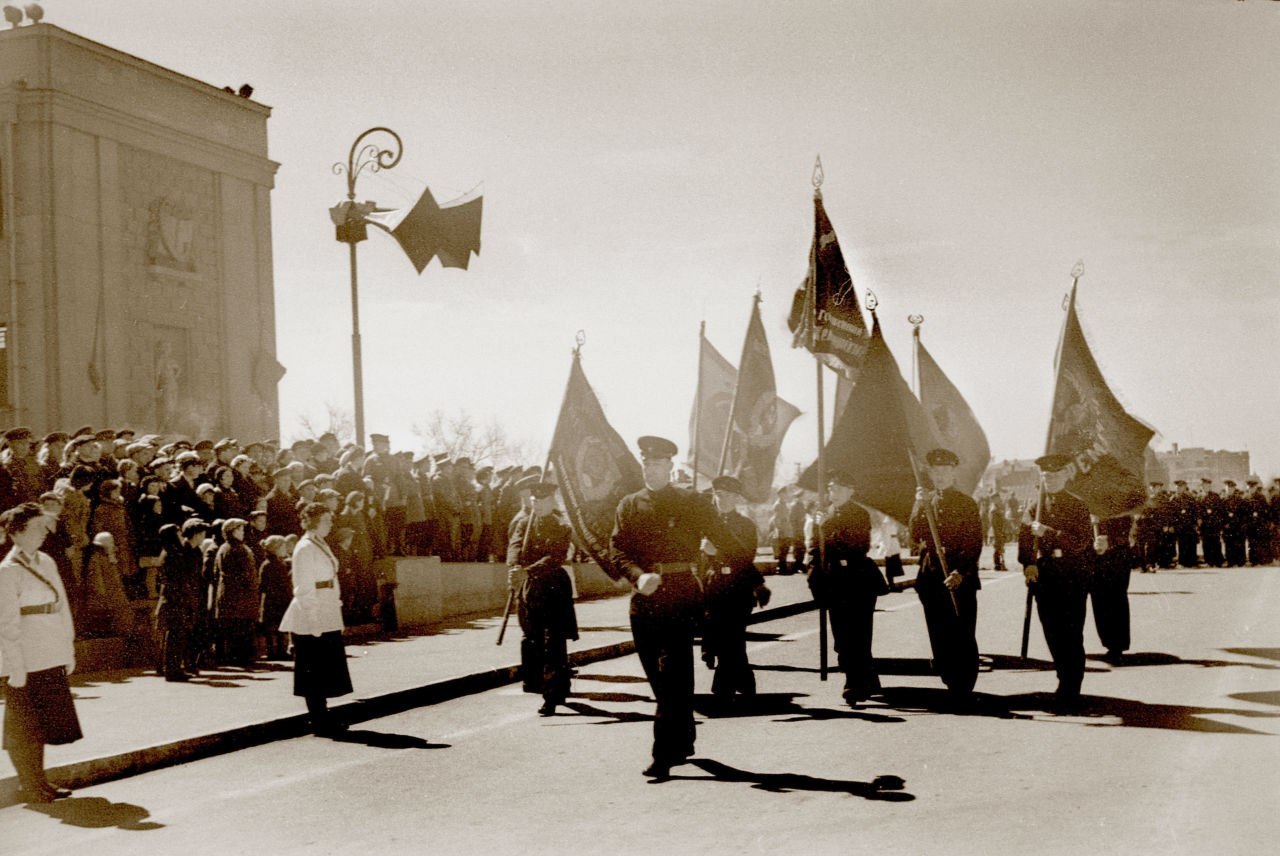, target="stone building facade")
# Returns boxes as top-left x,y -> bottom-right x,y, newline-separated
0,23 -> 281,439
